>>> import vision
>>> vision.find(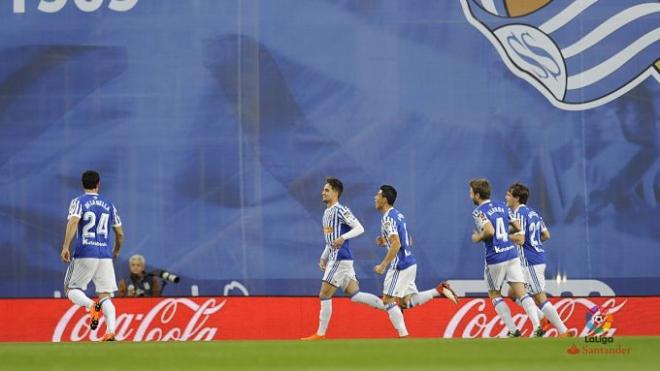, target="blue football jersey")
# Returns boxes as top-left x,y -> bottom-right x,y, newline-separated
381,208 -> 416,270
322,203 -> 357,261
511,204 -> 546,266
472,200 -> 517,264
67,193 -> 121,259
